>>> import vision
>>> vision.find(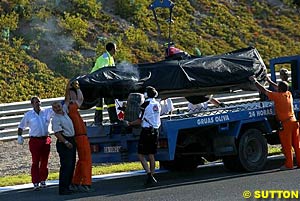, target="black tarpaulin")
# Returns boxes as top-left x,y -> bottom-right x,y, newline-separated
77,46 -> 266,109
